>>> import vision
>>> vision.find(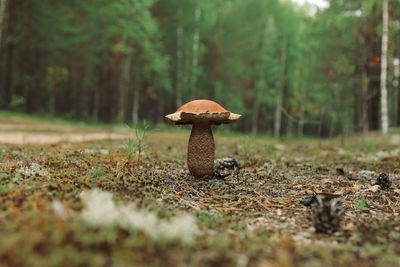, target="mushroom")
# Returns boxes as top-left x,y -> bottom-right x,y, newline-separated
165,100 -> 241,178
